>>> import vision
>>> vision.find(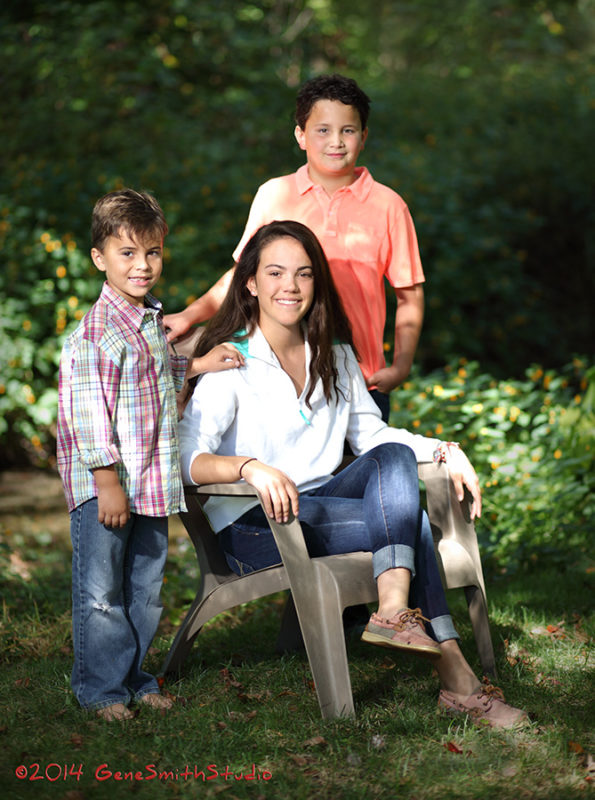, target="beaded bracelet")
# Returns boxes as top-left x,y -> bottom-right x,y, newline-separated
238,457 -> 257,479
432,441 -> 460,464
